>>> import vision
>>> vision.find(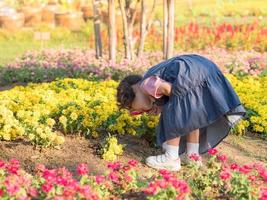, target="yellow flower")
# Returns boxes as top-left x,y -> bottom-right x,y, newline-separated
59,116 -> 67,126
70,112 -> 78,121
54,135 -> 65,145
46,118 -> 55,127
